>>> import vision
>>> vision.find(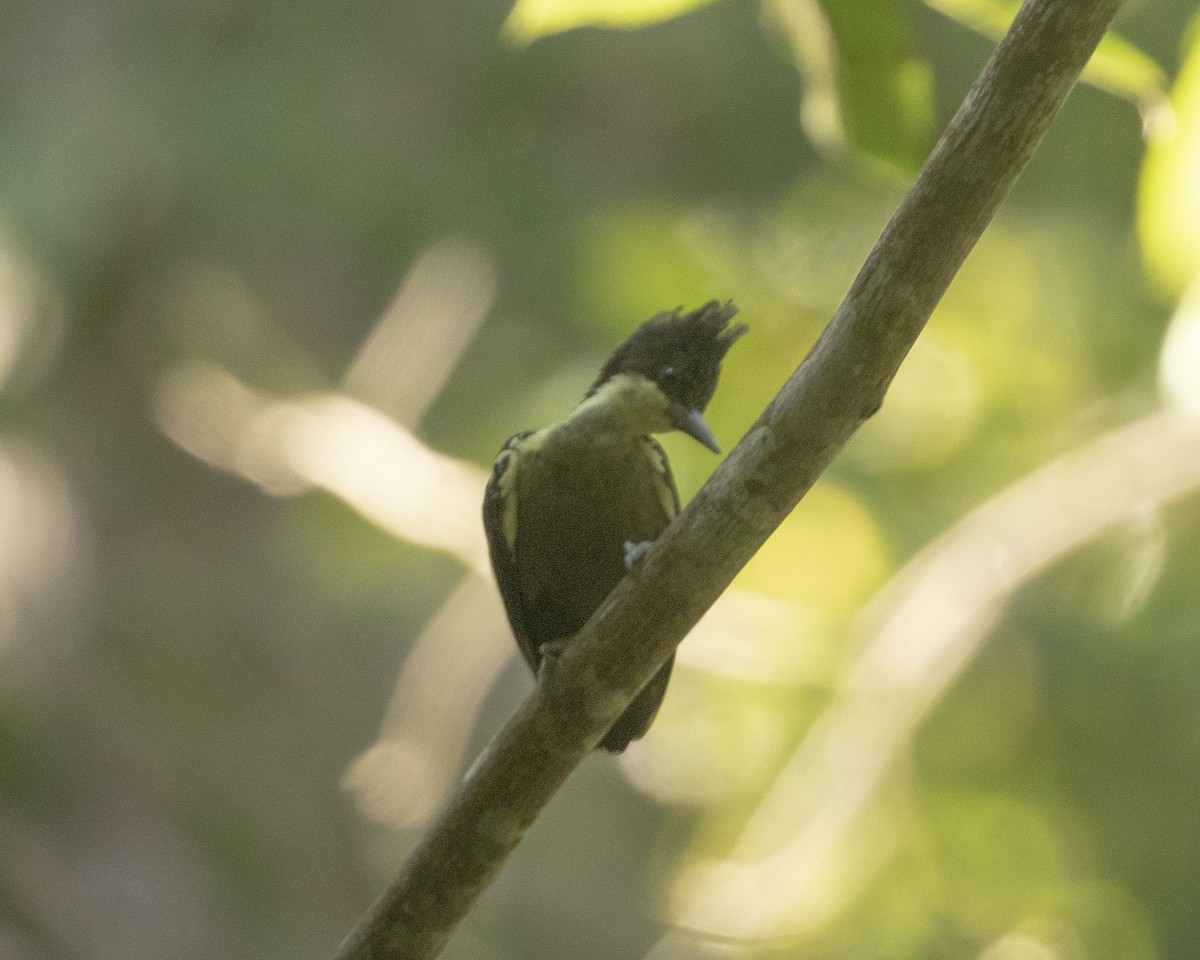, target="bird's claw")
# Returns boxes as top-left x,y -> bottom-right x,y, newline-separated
624,539 -> 653,573
537,637 -> 570,681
